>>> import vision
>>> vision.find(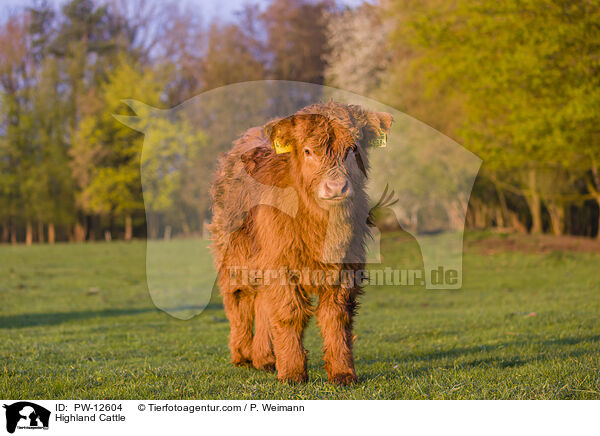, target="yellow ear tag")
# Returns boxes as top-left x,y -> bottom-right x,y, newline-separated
273,139 -> 292,154
370,130 -> 387,148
